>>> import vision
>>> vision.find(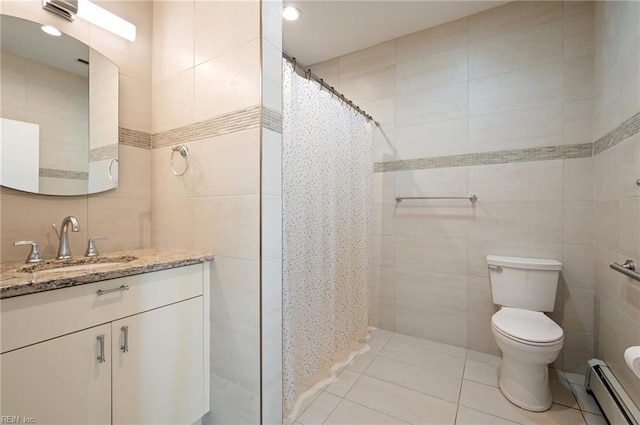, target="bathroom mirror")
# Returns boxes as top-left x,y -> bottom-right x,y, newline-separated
0,14 -> 119,196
